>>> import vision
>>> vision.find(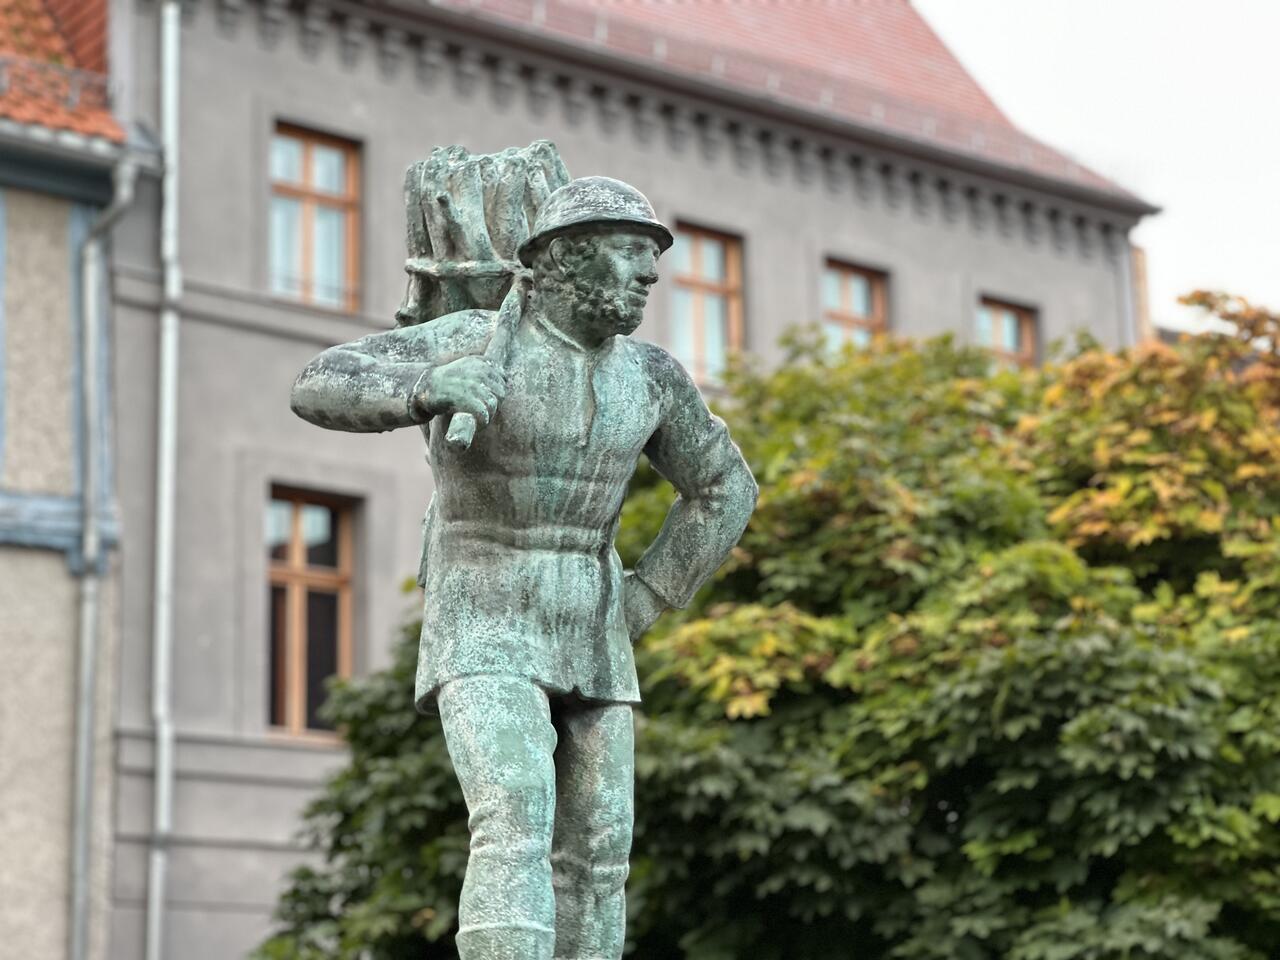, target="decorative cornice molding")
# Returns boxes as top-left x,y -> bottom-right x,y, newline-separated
819,148 -> 843,194
525,67 -> 555,117
632,96 -> 659,145
218,0 -> 1139,248
490,56 -> 520,108
880,162 -> 905,211
965,185 -> 987,232
416,34 -> 447,88
562,76 -> 590,126
378,27 -> 408,81
1075,215 -> 1094,259
666,104 -> 693,153
793,140 -> 817,186
937,178 -> 961,224
216,0 -> 244,34
338,14 -> 368,68
259,0 -> 288,48
699,116 -> 727,165
459,46 -> 486,96
906,171 -> 927,219
299,1 -> 328,58
993,194 -> 1016,239
597,86 -> 625,135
